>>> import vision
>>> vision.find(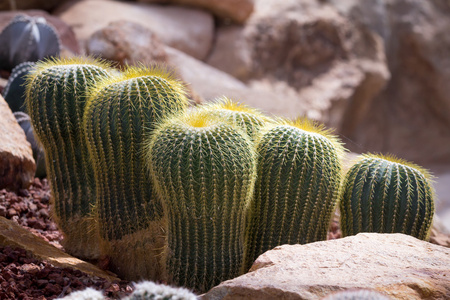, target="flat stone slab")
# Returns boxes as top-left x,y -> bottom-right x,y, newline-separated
203,233 -> 450,299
